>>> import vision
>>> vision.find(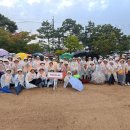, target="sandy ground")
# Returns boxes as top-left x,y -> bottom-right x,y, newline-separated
0,84 -> 130,130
